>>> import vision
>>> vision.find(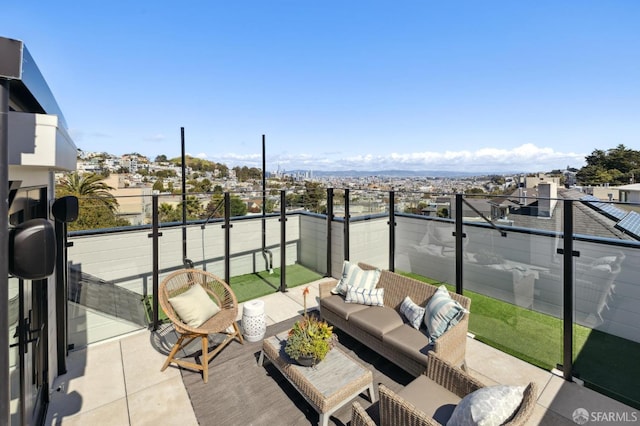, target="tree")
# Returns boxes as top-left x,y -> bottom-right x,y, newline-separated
152,178 -> 165,192
57,172 -> 118,212
56,172 -> 129,230
302,181 -> 325,213
188,178 -> 212,193
155,154 -> 168,162
233,166 -> 262,181
465,188 -> 485,195
155,169 -> 176,178
577,145 -> 640,185
158,203 -> 182,223
206,195 -> 247,217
